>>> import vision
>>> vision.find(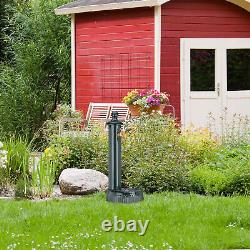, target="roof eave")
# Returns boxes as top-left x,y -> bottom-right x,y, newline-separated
55,0 -> 165,15
54,0 -> 249,15
226,0 -> 250,12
